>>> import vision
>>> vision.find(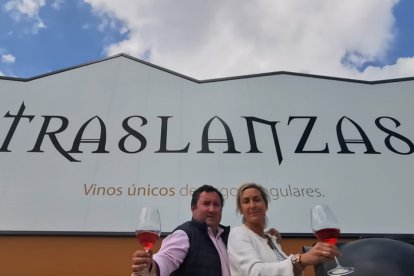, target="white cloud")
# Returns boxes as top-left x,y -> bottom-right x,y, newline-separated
359,57 -> 414,80
0,70 -> 4,76
4,0 -> 47,33
6,0 -> 411,80
51,0 -> 64,10
81,0 -> 409,80
2,54 -> 16,64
